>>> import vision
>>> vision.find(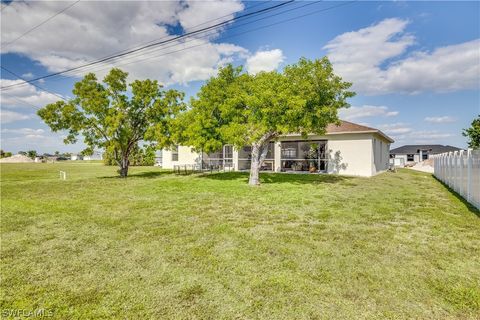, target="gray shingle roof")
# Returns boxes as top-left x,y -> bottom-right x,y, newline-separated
390,144 -> 463,155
